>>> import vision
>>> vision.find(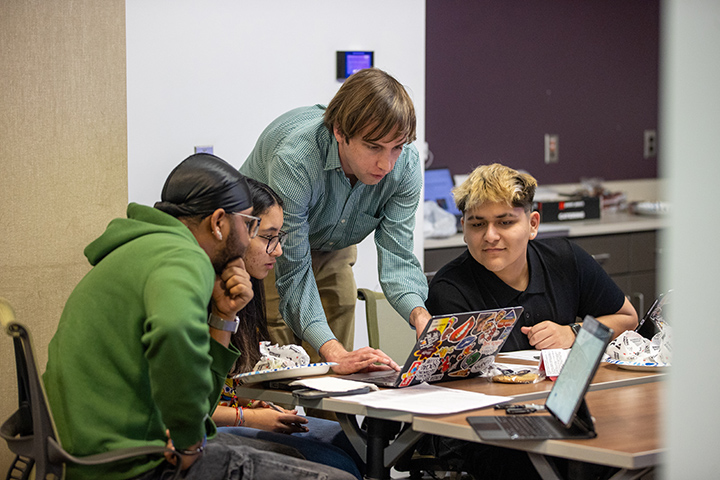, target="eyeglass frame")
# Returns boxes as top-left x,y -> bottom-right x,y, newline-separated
256,230 -> 288,254
230,212 -> 262,238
